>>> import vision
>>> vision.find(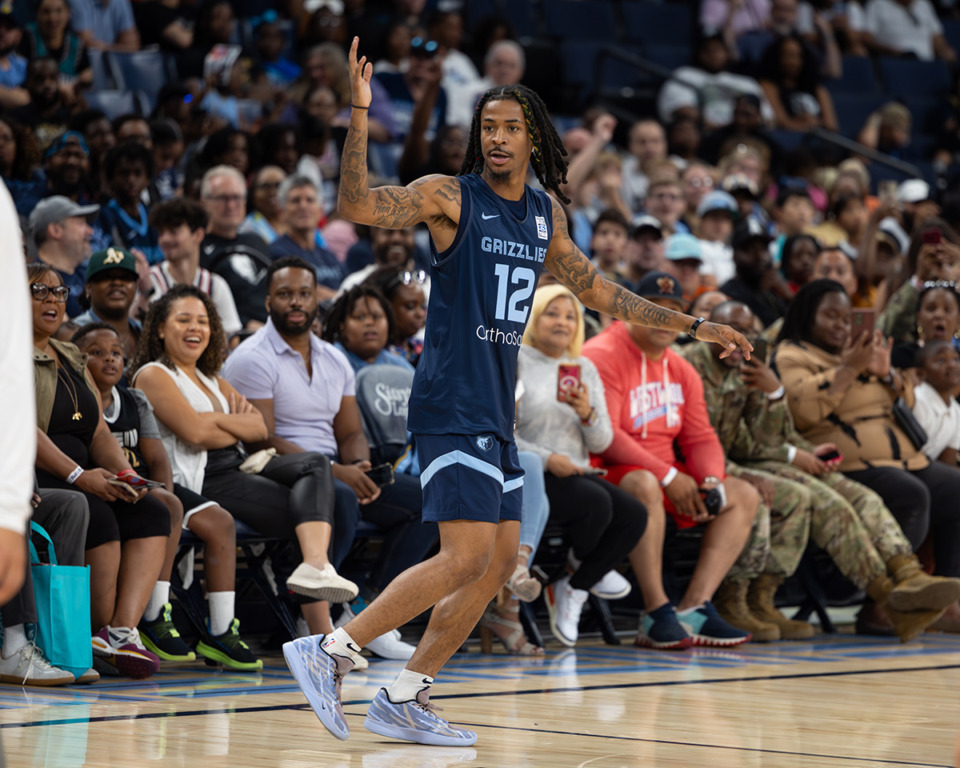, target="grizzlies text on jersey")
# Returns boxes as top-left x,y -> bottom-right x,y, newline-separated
407,173 -> 554,441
